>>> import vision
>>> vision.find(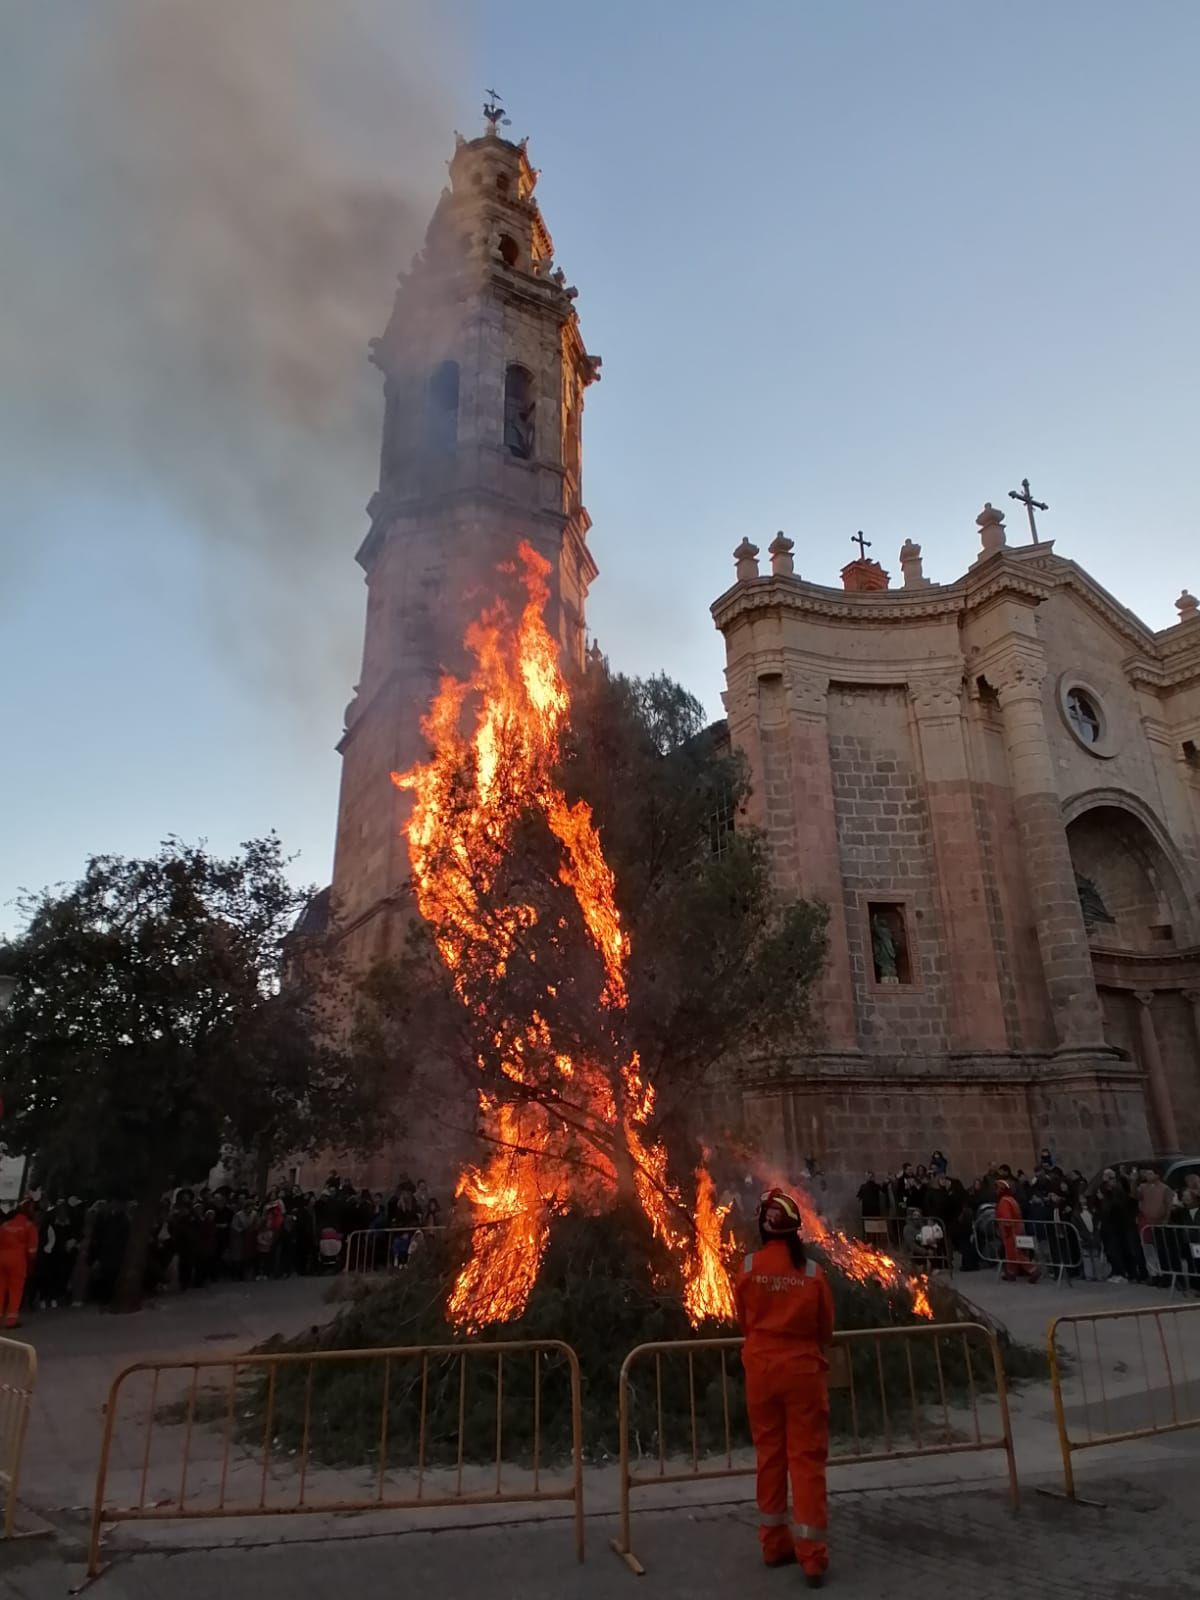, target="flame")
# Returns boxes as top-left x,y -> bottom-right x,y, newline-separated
393,543 -> 733,1330
776,1180 -> 933,1319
